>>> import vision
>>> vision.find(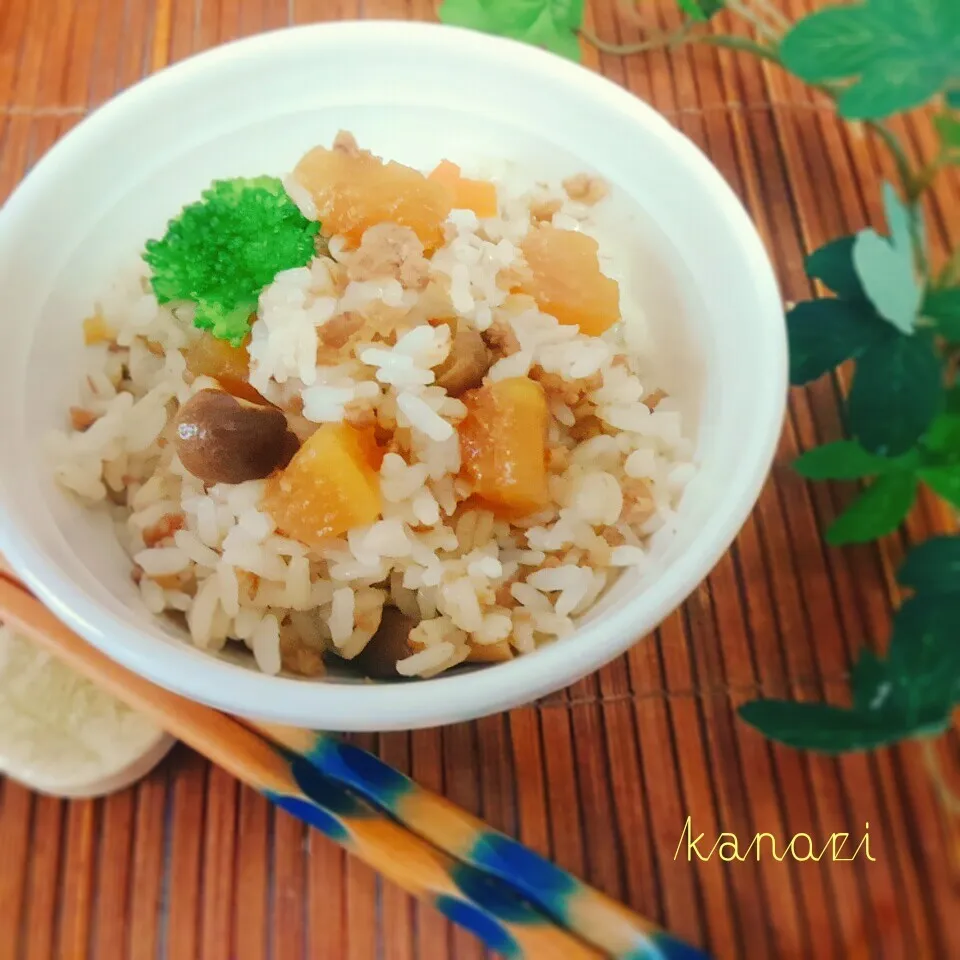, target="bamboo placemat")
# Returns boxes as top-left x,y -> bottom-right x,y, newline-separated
0,1 -> 958,957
